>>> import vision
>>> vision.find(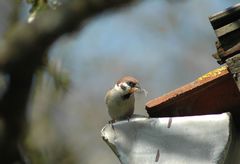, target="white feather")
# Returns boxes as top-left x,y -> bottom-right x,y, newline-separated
106,83 -> 135,120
